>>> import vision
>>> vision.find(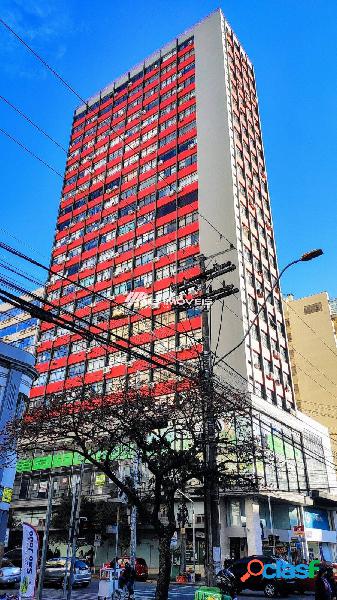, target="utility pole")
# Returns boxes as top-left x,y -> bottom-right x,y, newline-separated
36,473 -> 54,600
130,453 -> 140,569
174,254 -> 238,586
62,468 -> 79,599
177,500 -> 189,575
66,463 -> 84,600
